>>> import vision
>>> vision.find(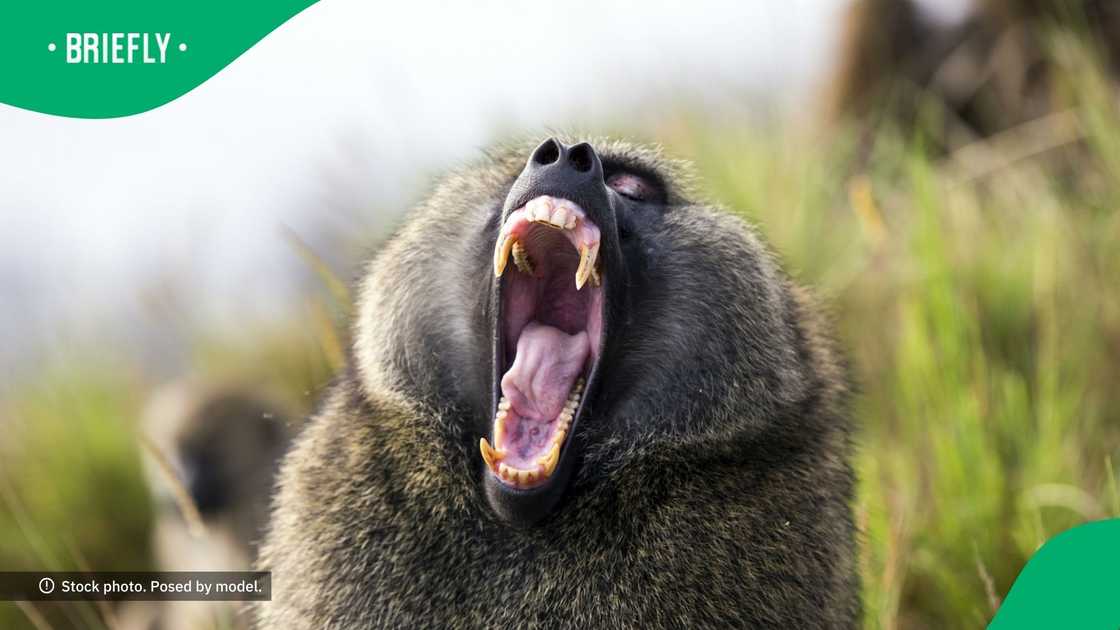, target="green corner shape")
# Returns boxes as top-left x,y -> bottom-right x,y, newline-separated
990,518 -> 1120,629
0,1 -> 319,119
